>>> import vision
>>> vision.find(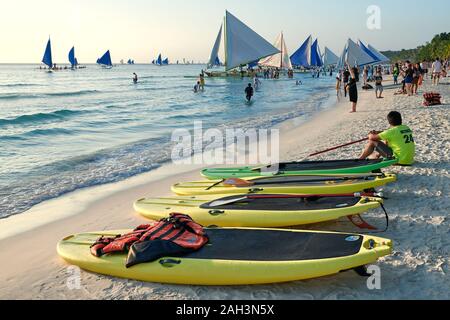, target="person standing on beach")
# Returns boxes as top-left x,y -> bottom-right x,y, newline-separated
412,63 -> 422,95
432,57 -> 442,85
245,83 -> 254,102
360,111 -> 415,166
393,63 -> 400,85
404,63 -> 414,96
345,63 -> 358,113
335,74 -> 342,98
363,66 -> 369,86
374,68 -> 384,99
343,68 -> 350,97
